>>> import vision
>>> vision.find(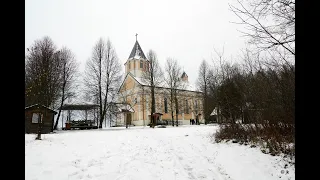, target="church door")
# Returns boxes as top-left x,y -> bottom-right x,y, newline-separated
126,114 -> 132,125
